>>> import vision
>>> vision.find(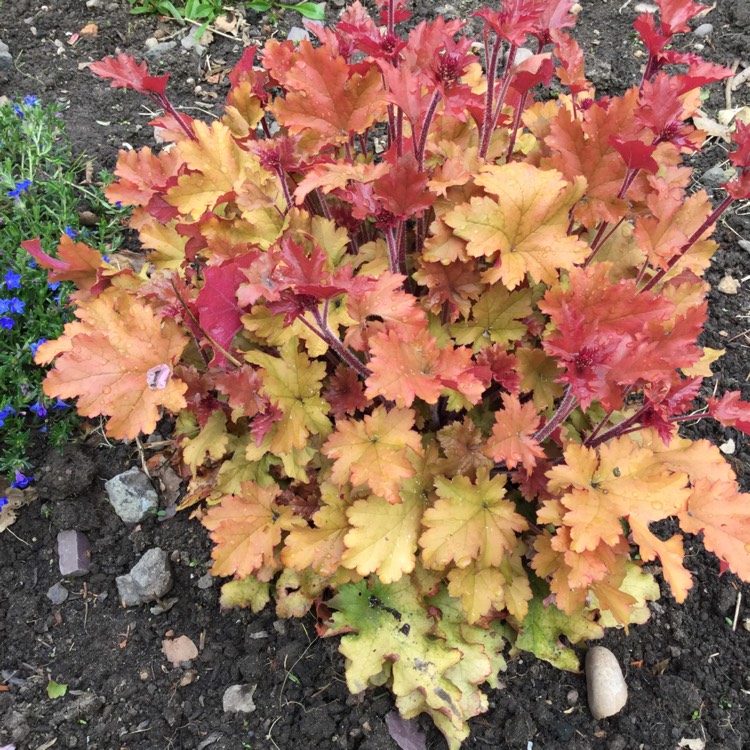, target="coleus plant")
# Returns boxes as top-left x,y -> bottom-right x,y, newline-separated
22,0 -> 750,745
